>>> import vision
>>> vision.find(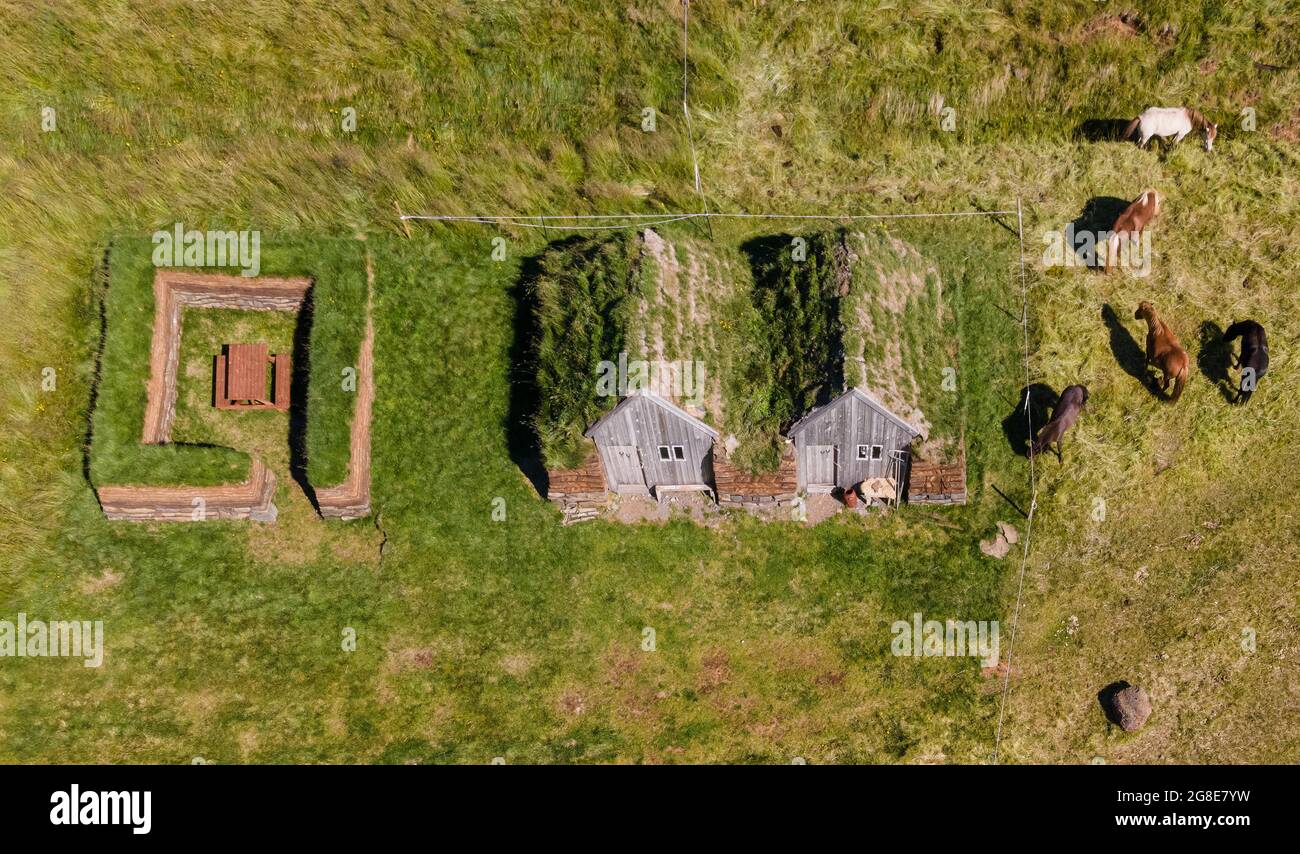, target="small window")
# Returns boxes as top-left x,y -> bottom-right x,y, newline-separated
870,444 -> 883,461
672,445 -> 686,460
657,445 -> 671,461
856,444 -> 870,461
